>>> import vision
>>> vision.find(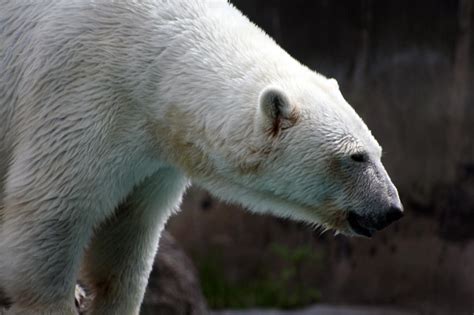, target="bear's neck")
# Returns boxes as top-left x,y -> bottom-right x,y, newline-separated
124,0 -> 308,170
141,0 -> 305,136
